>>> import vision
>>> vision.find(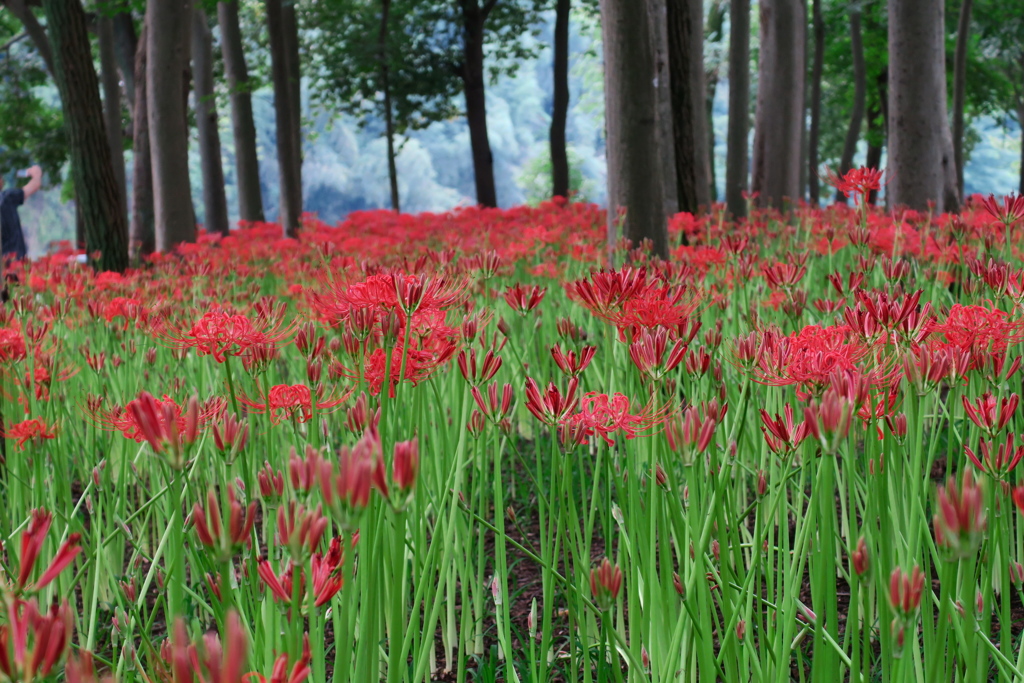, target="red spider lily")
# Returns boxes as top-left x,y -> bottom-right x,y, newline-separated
308,537 -> 345,606
289,446 -> 321,492
889,566 -> 925,617
15,509 -> 82,592
561,392 -> 671,446
933,469 -> 986,558
276,502 -> 328,559
257,462 -> 285,501
851,538 -> 870,577
391,439 -> 419,493
762,262 -> 807,289
665,404 -> 718,458
568,266 -> 651,322
66,651 -> 114,683
457,348 -> 503,385
503,284 -> 547,315
242,639 -> 311,683
524,377 -> 580,426
212,413 -> 249,454
759,405 -> 809,455
187,611 -> 248,683
4,418 -> 58,451
0,327 -> 27,363
90,393 -> 219,456
753,325 -> 873,400
629,327 -> 687,382
901,345 -> 960,395
470,382 -> 515,423
341,337 -> 457,398
0,599 -> 73,682
965,433 -> 1024,480
590,558 -> 622,610
238,384 -> 348,425
191,488 -> 256,558
319,428 -> 383,514
931,303 -> 1024,366
550,344 -> 597,378
162,308 -> 294,363
962,392 -> 1019,435
803,389 -> 855,454
314,271 -> 467,324
979,193 -> 1024,228
344,393 -> 380,434
822,166 -> 885,203
848,289 -> 934,344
